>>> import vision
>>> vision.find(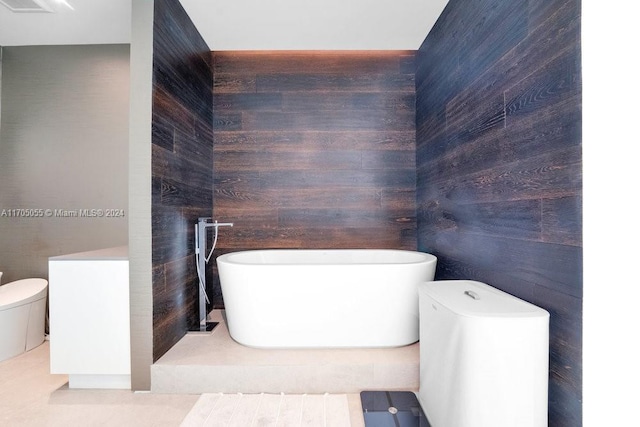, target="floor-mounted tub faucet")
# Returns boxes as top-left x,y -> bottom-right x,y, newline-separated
194,217 -> 233,332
